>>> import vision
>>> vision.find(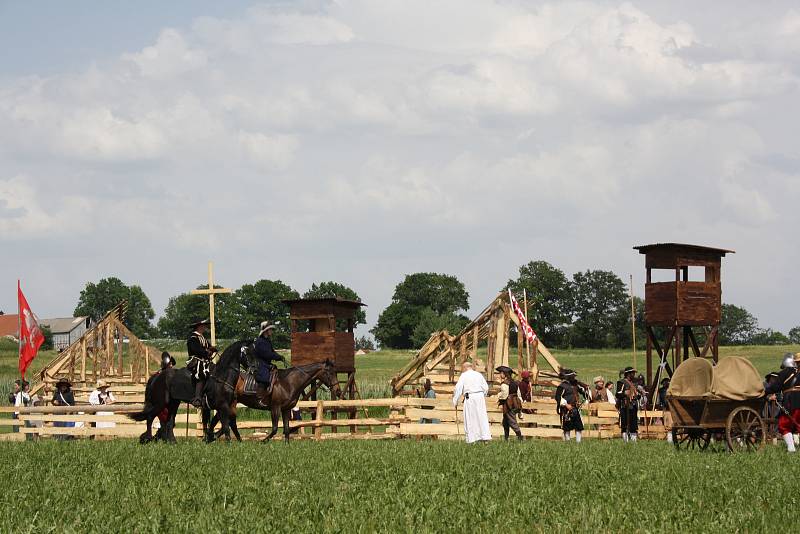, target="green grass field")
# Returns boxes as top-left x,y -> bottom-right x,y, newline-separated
0,439 -> 795,533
